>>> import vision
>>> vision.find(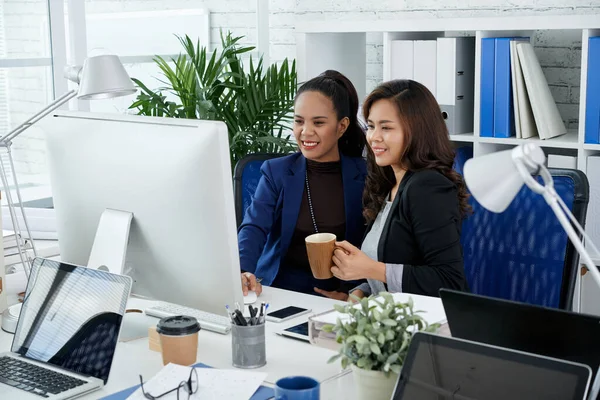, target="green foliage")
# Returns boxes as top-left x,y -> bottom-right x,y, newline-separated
129,31 -> 298,169
323,292 -> 440,376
